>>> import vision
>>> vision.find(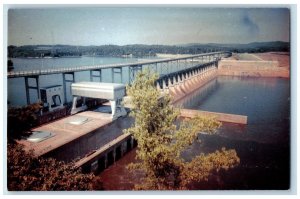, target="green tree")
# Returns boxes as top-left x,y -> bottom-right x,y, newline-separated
125,70 -> 240,190
7,143 -> 103,191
